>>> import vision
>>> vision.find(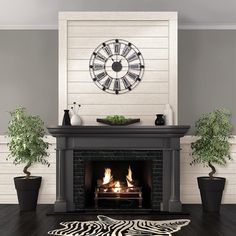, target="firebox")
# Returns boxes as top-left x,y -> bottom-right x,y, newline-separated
74,150 -> 163,211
